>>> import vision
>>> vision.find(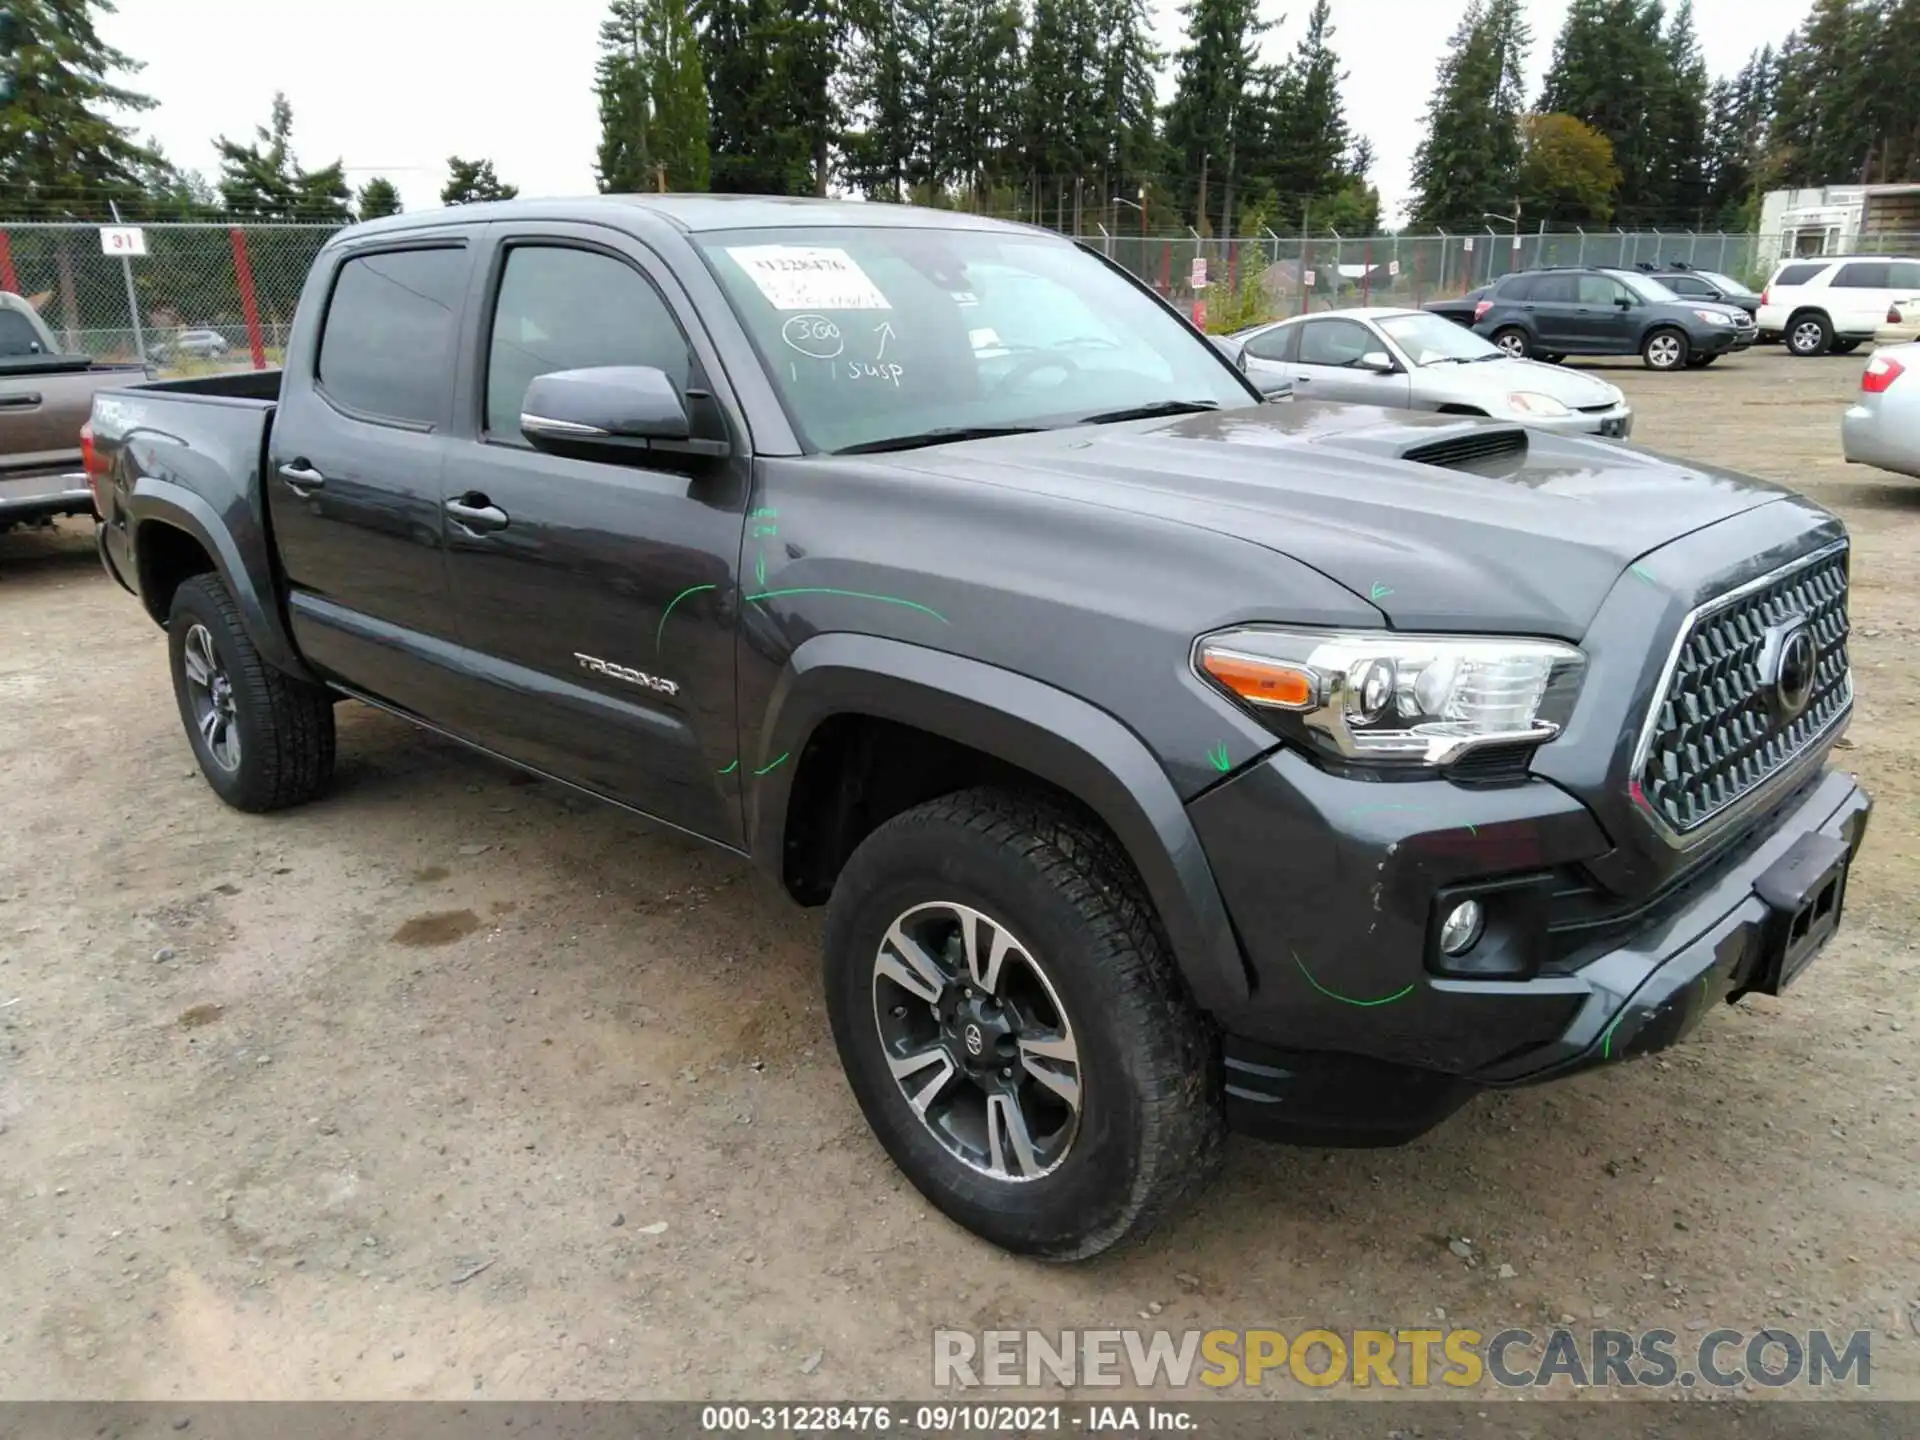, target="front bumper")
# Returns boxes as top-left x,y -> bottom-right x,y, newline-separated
1529,404 -> 1634,439
1191,747 -> 1870,1145
0,470 -> 93,526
